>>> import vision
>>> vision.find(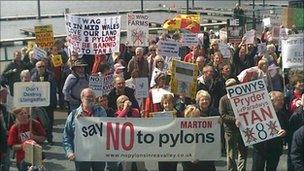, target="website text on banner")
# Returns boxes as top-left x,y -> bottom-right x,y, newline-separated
65,14 -> 121,55
226,79 -> 282,146
74,117 -> 221,161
